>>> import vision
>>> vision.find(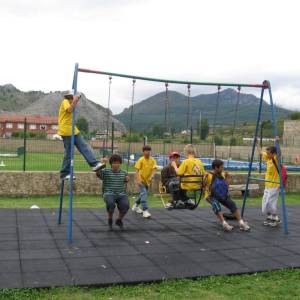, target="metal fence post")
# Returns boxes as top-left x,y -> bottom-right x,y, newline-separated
23,118 -> 27,172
